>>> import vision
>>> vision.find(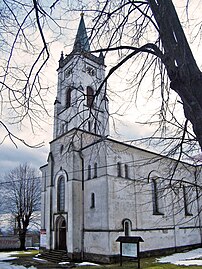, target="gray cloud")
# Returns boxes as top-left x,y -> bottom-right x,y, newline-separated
0,144 -> 49,176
